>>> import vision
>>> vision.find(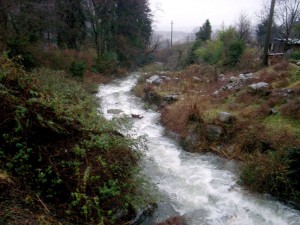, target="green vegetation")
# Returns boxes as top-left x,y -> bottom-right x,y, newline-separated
0,56 -> 153,224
